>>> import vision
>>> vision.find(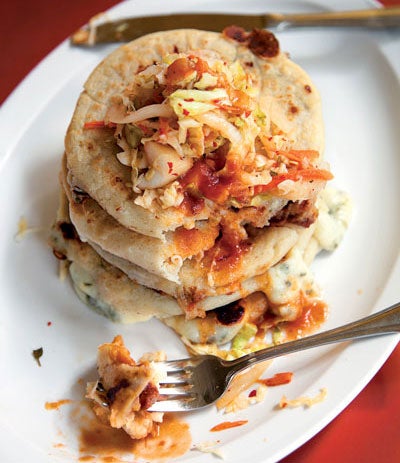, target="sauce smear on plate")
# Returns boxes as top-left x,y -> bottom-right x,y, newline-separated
79,410 -> 191,461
